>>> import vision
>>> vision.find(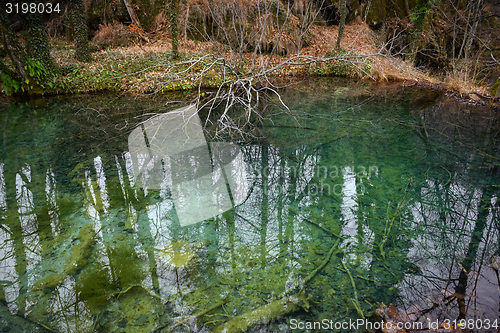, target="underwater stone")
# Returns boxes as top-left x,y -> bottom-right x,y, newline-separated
32,224 -> 96,292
